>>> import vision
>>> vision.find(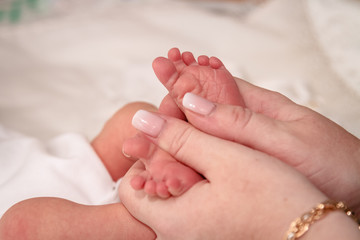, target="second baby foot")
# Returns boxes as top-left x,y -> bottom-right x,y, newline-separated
123,132 -> 203,198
